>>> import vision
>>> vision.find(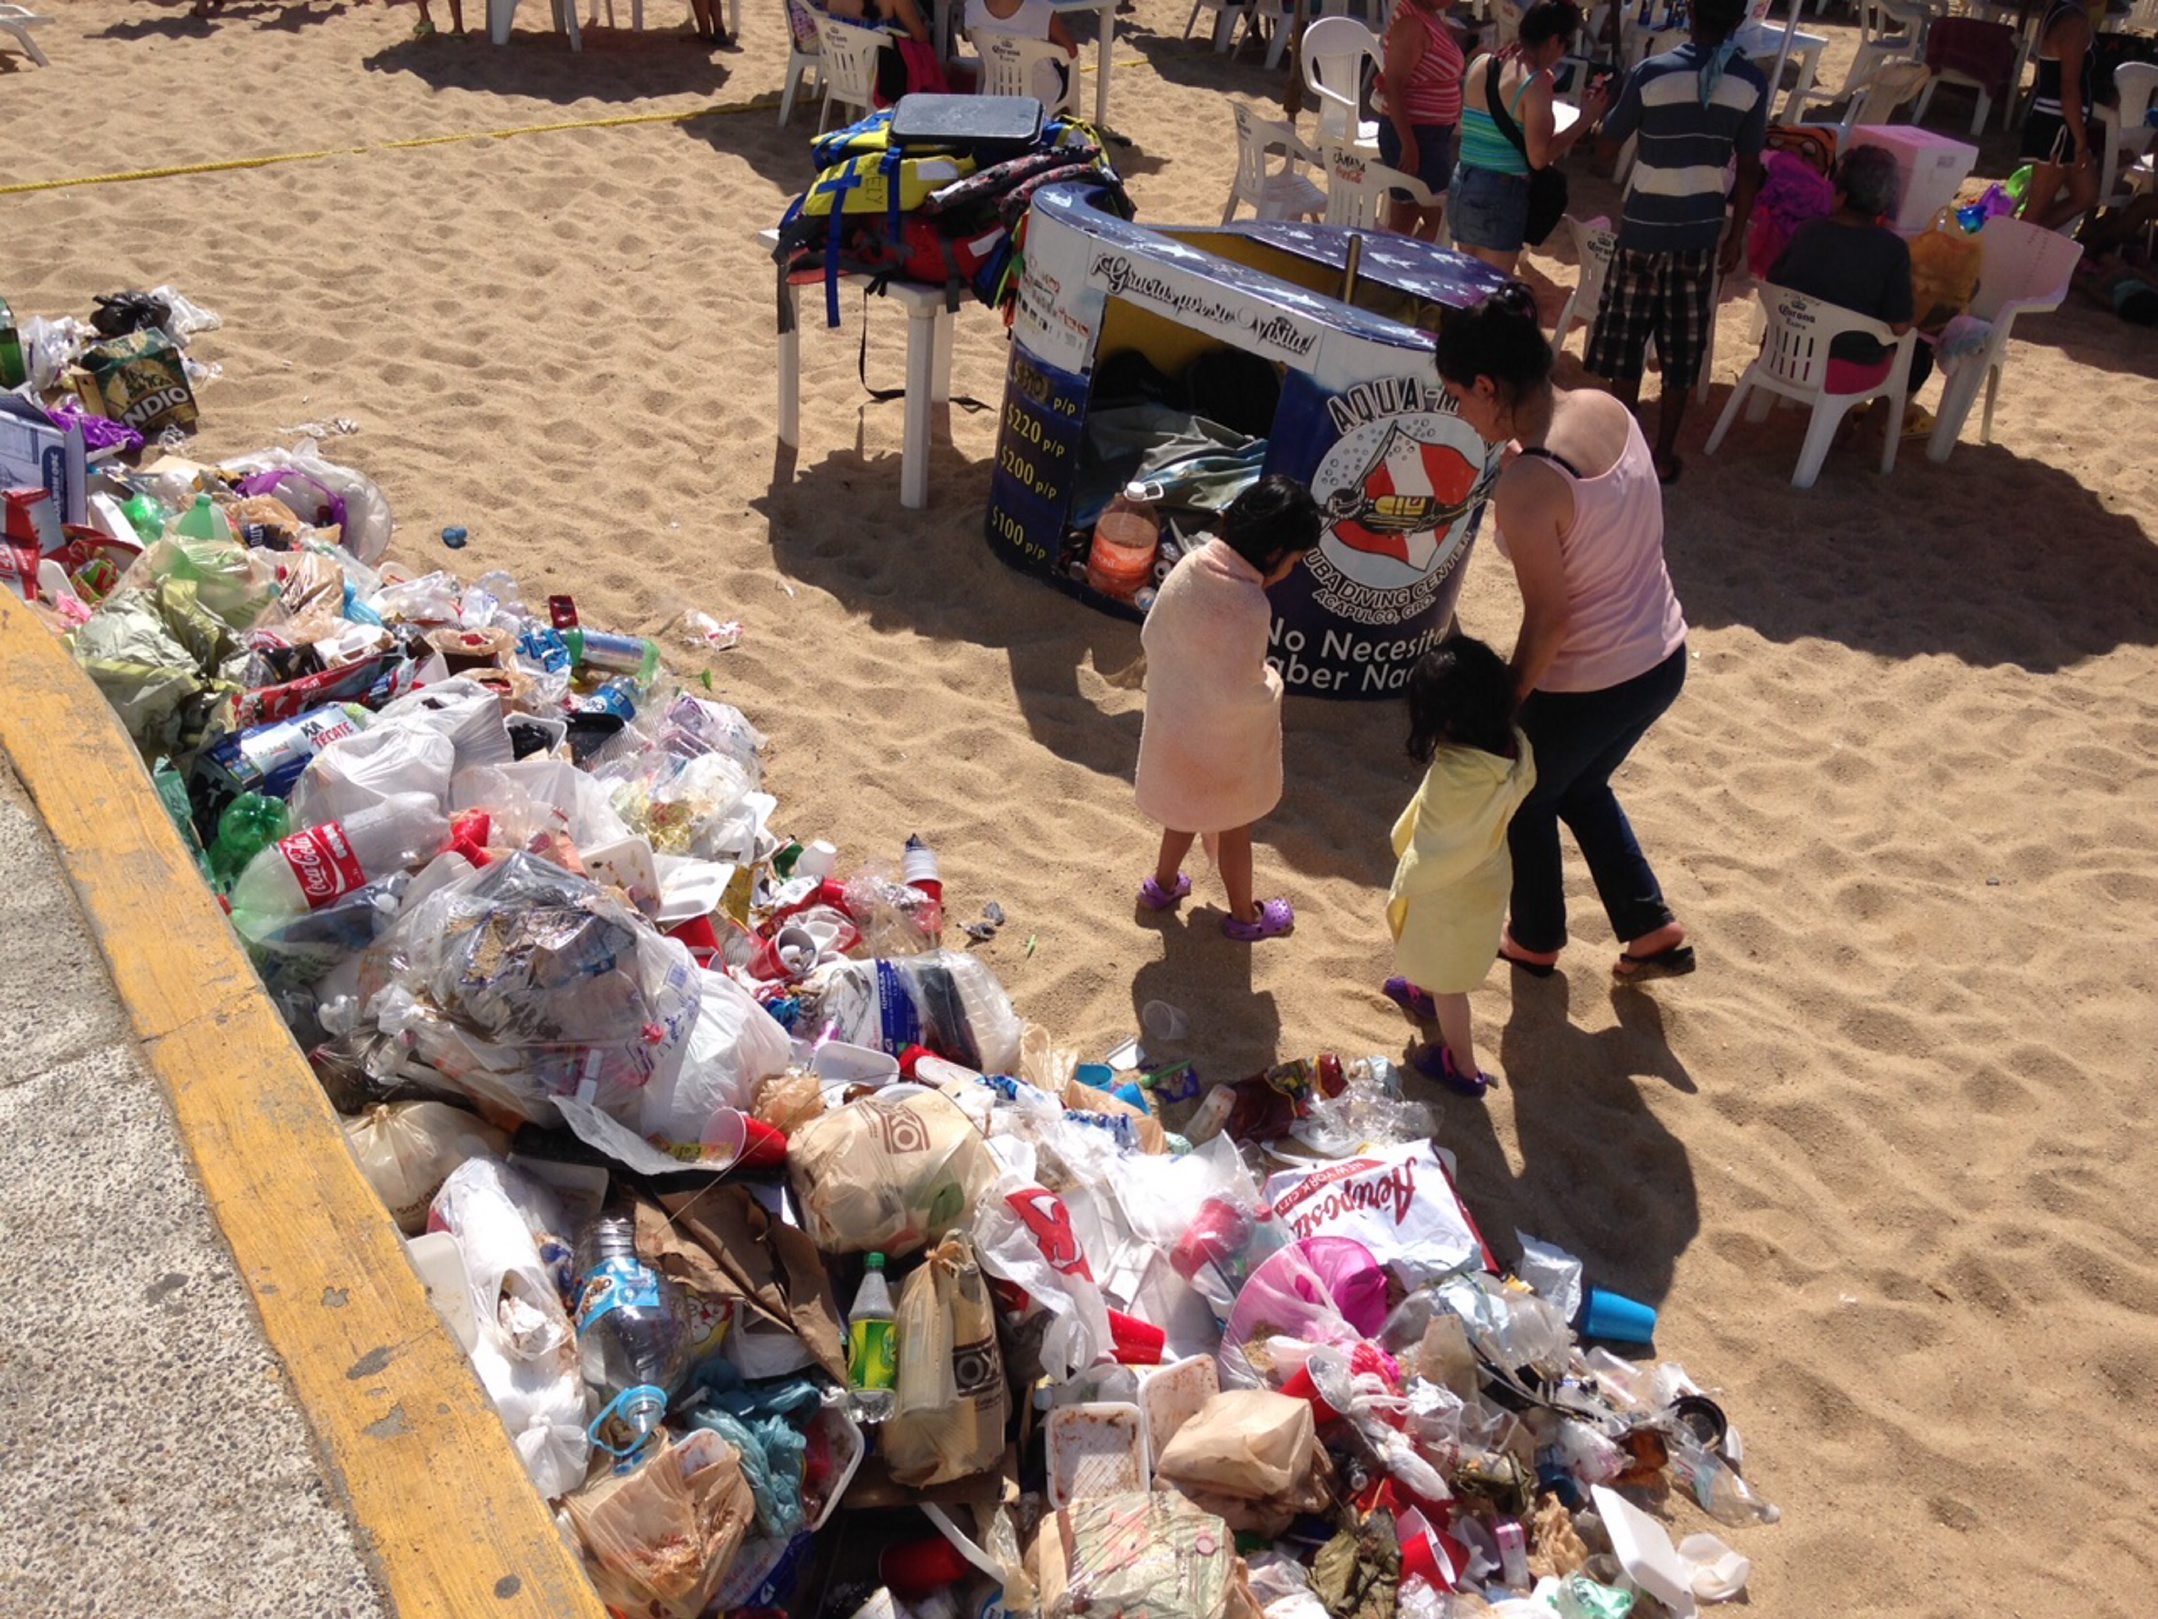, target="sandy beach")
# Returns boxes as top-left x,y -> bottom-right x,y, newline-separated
6,3 -> 2158,1613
